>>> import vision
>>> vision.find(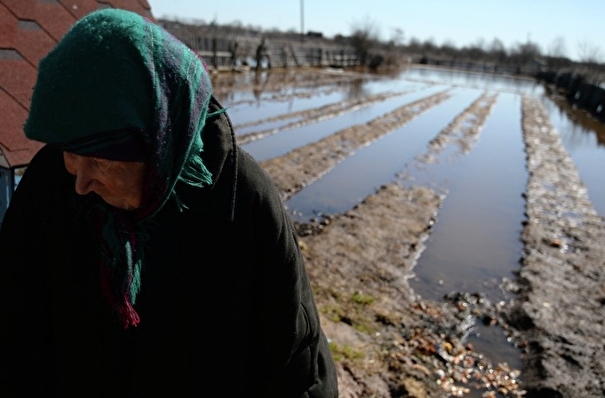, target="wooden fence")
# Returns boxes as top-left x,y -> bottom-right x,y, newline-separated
178,35 -> 360,70
537,71 -> 605,123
